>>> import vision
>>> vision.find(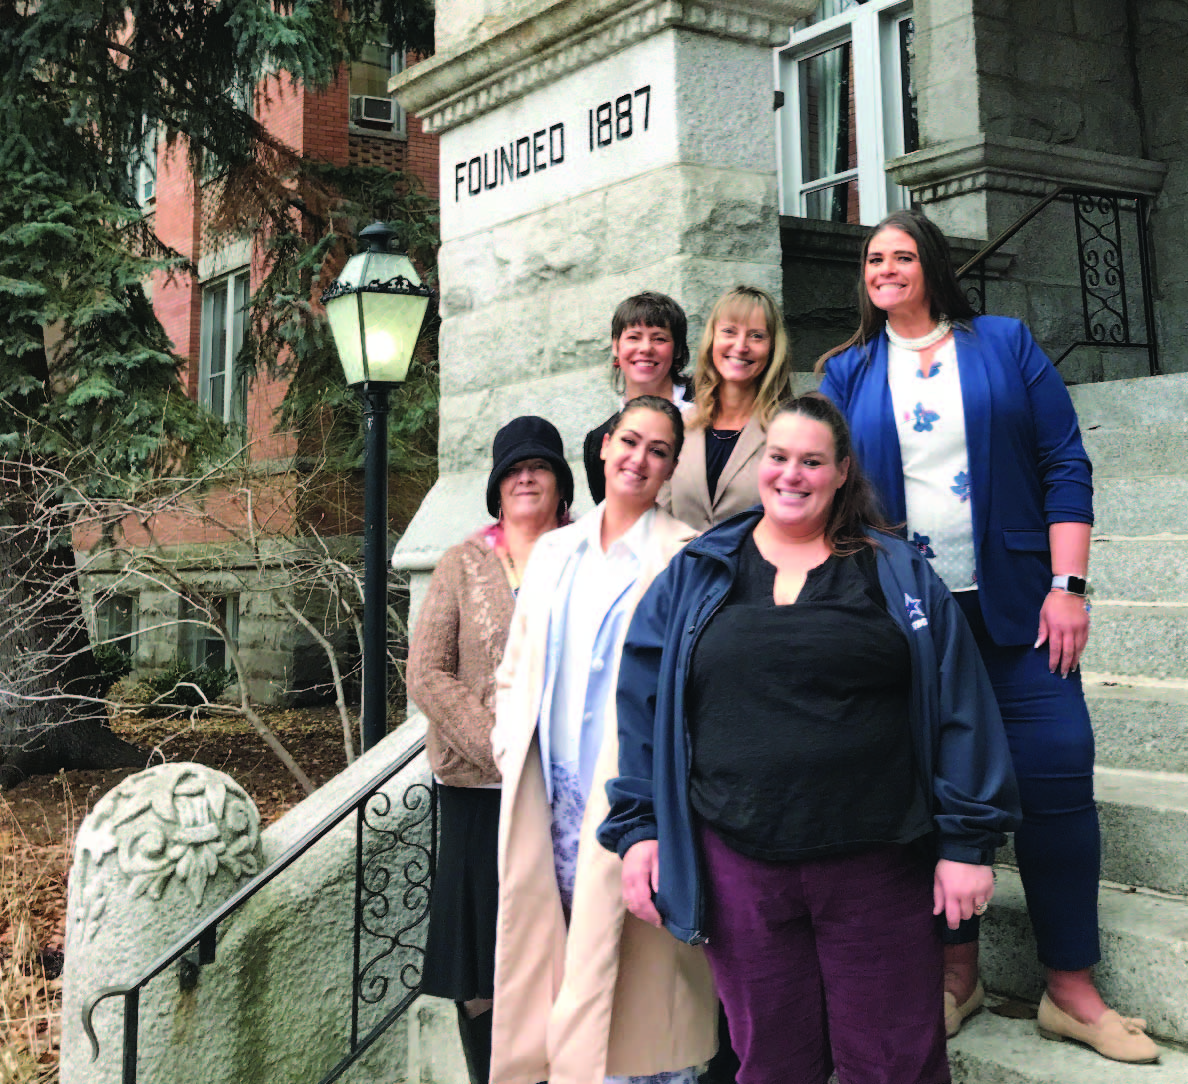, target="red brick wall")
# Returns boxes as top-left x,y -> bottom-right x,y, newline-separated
152,138 -> 203,395
348,112 -> 440,200
141,54 -> 439,548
